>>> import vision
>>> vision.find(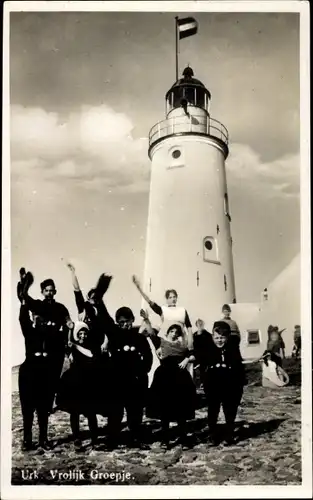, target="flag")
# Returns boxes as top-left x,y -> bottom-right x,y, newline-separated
177,17 -> 198,40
